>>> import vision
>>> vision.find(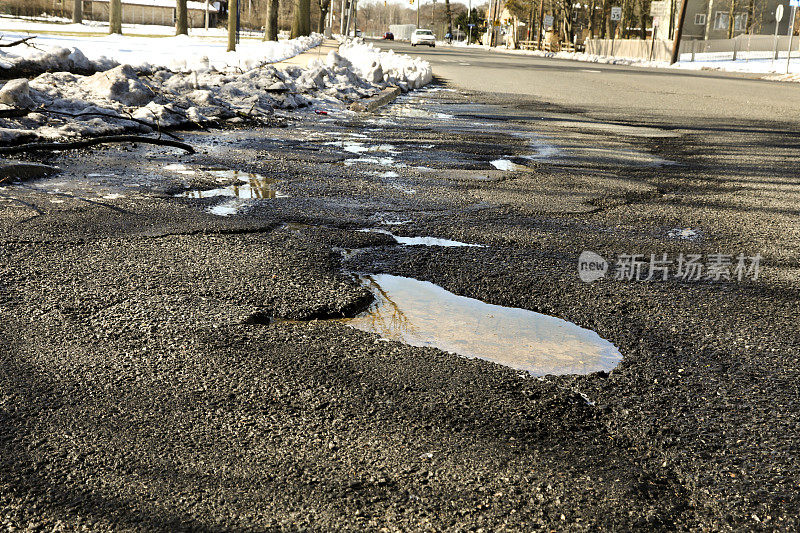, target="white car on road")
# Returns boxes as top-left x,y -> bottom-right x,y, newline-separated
411,29 -> 435,47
